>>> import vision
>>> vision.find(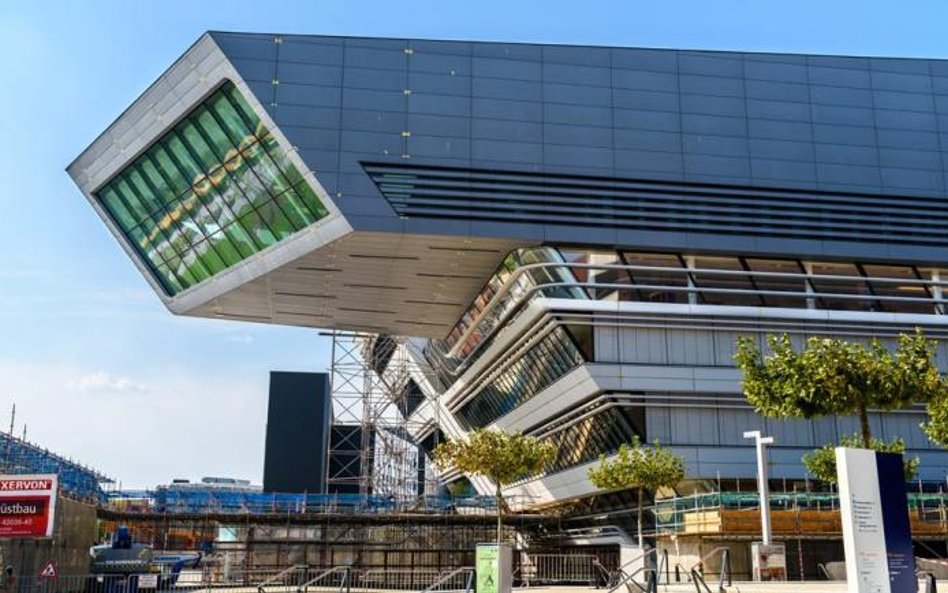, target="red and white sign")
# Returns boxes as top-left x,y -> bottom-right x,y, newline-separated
0,474 -> 56,538
38,561 -> 57,580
